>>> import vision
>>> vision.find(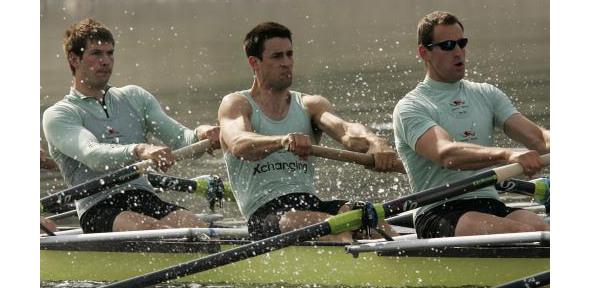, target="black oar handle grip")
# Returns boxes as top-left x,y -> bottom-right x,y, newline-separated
494,153 -> 550,182
135,139 -> 212,172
